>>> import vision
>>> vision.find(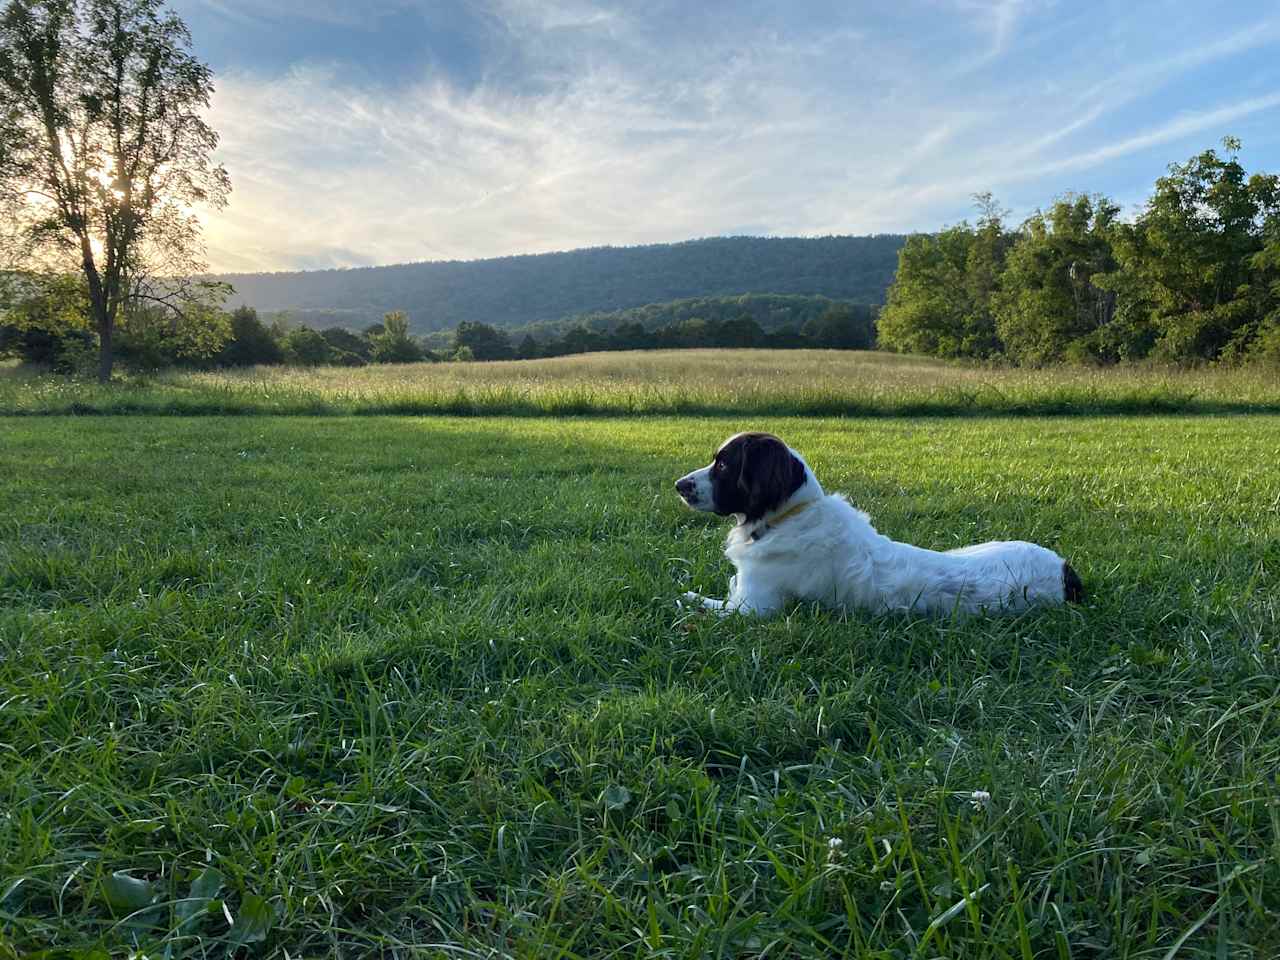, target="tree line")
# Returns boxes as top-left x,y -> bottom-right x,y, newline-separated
1,298 -> 876,370
472,299 -> 875,360
878,139 -> 1280,365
